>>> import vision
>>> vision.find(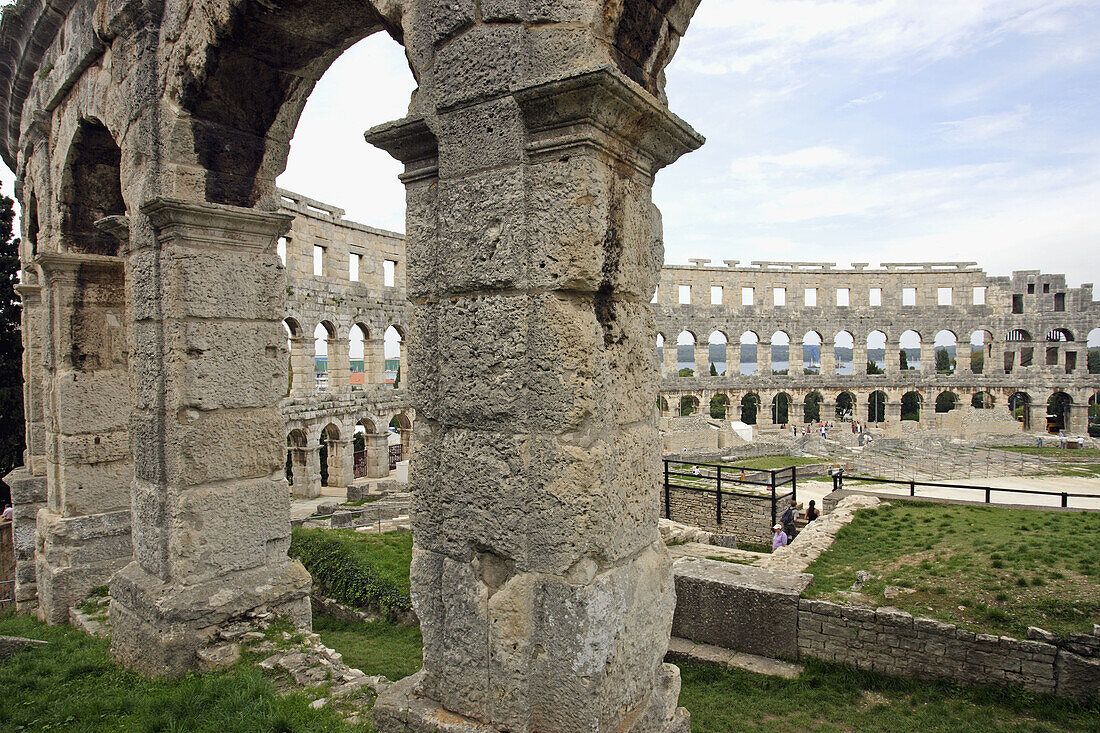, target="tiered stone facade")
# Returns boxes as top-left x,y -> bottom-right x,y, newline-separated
656,261 -> 1100,434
